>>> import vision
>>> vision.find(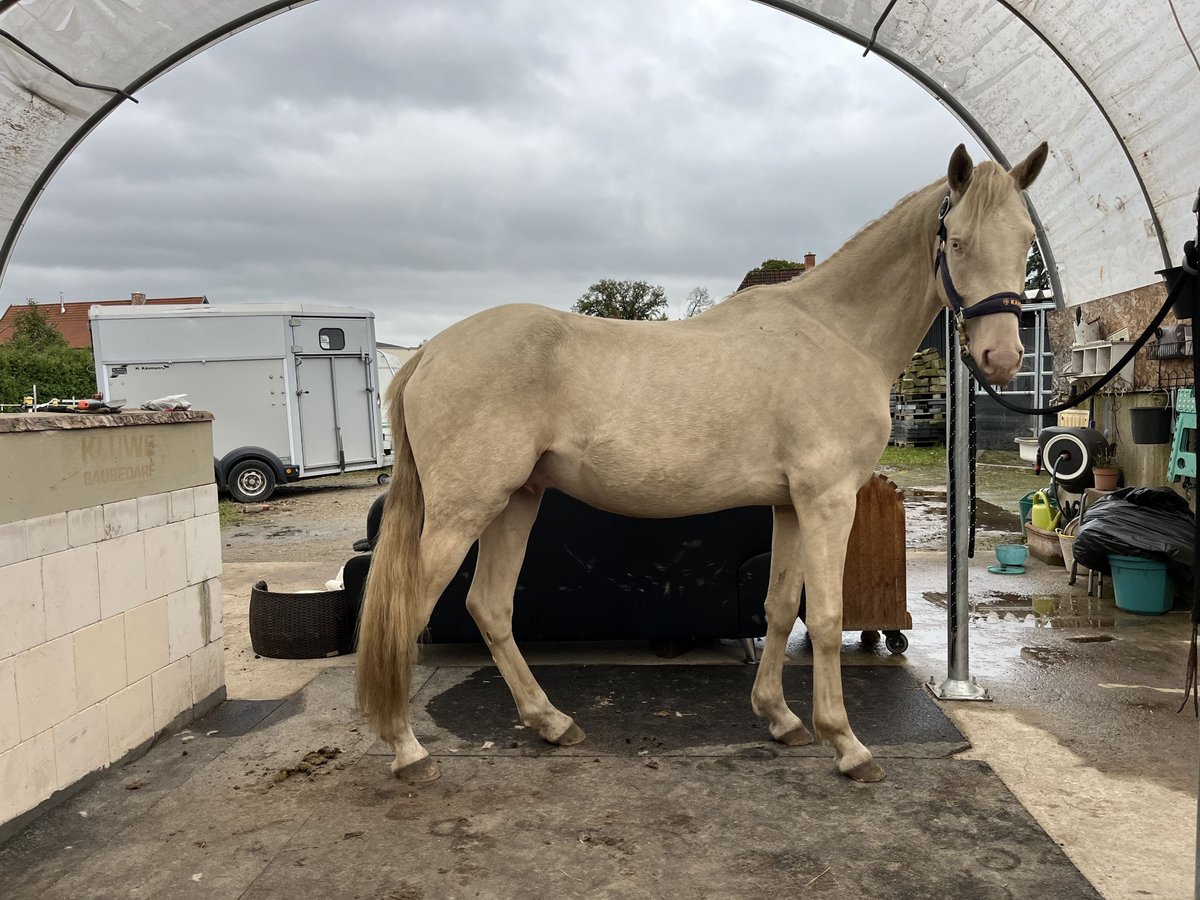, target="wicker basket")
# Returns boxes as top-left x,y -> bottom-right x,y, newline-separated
249,580 -> 357,659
